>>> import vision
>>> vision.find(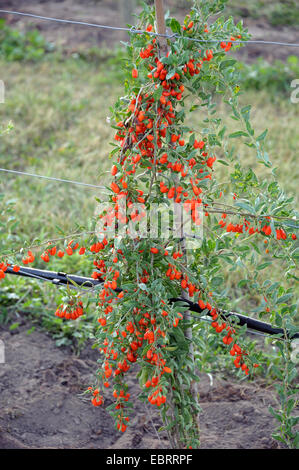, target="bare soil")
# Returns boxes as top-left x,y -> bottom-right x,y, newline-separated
0,318 -> 284,449
1,0 -> 299,62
